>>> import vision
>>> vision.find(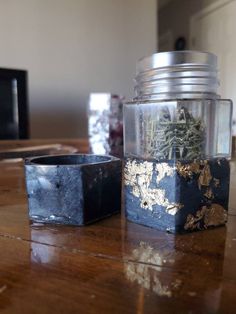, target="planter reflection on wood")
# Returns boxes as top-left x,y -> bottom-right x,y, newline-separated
24,154 -> 122,225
